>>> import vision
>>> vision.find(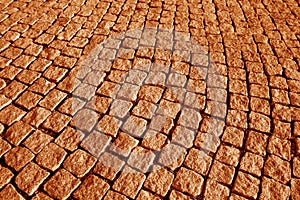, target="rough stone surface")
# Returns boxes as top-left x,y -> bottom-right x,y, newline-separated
63,149 -> 97,178
15,162 -> 50,195
44,169 -> 80,200
113,166 -> 146,199
1,0 -> 299,198
73,175 -> 109,200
